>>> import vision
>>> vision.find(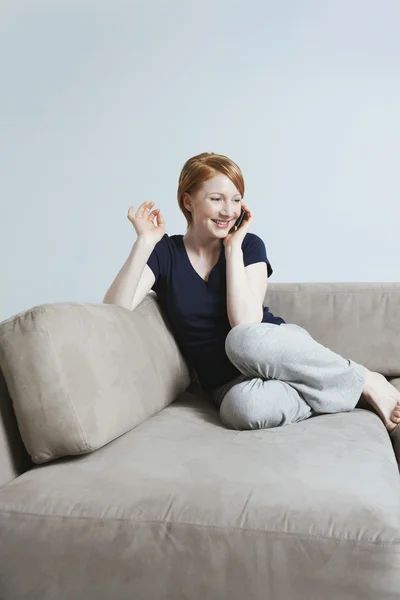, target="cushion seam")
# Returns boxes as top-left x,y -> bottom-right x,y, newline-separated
0,510 -> 398,547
